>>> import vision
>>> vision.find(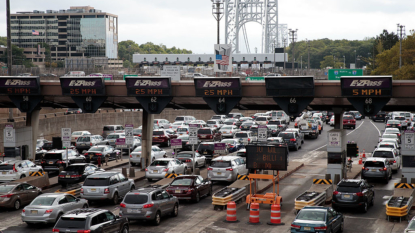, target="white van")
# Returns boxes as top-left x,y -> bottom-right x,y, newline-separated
64,71 -> 86,76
